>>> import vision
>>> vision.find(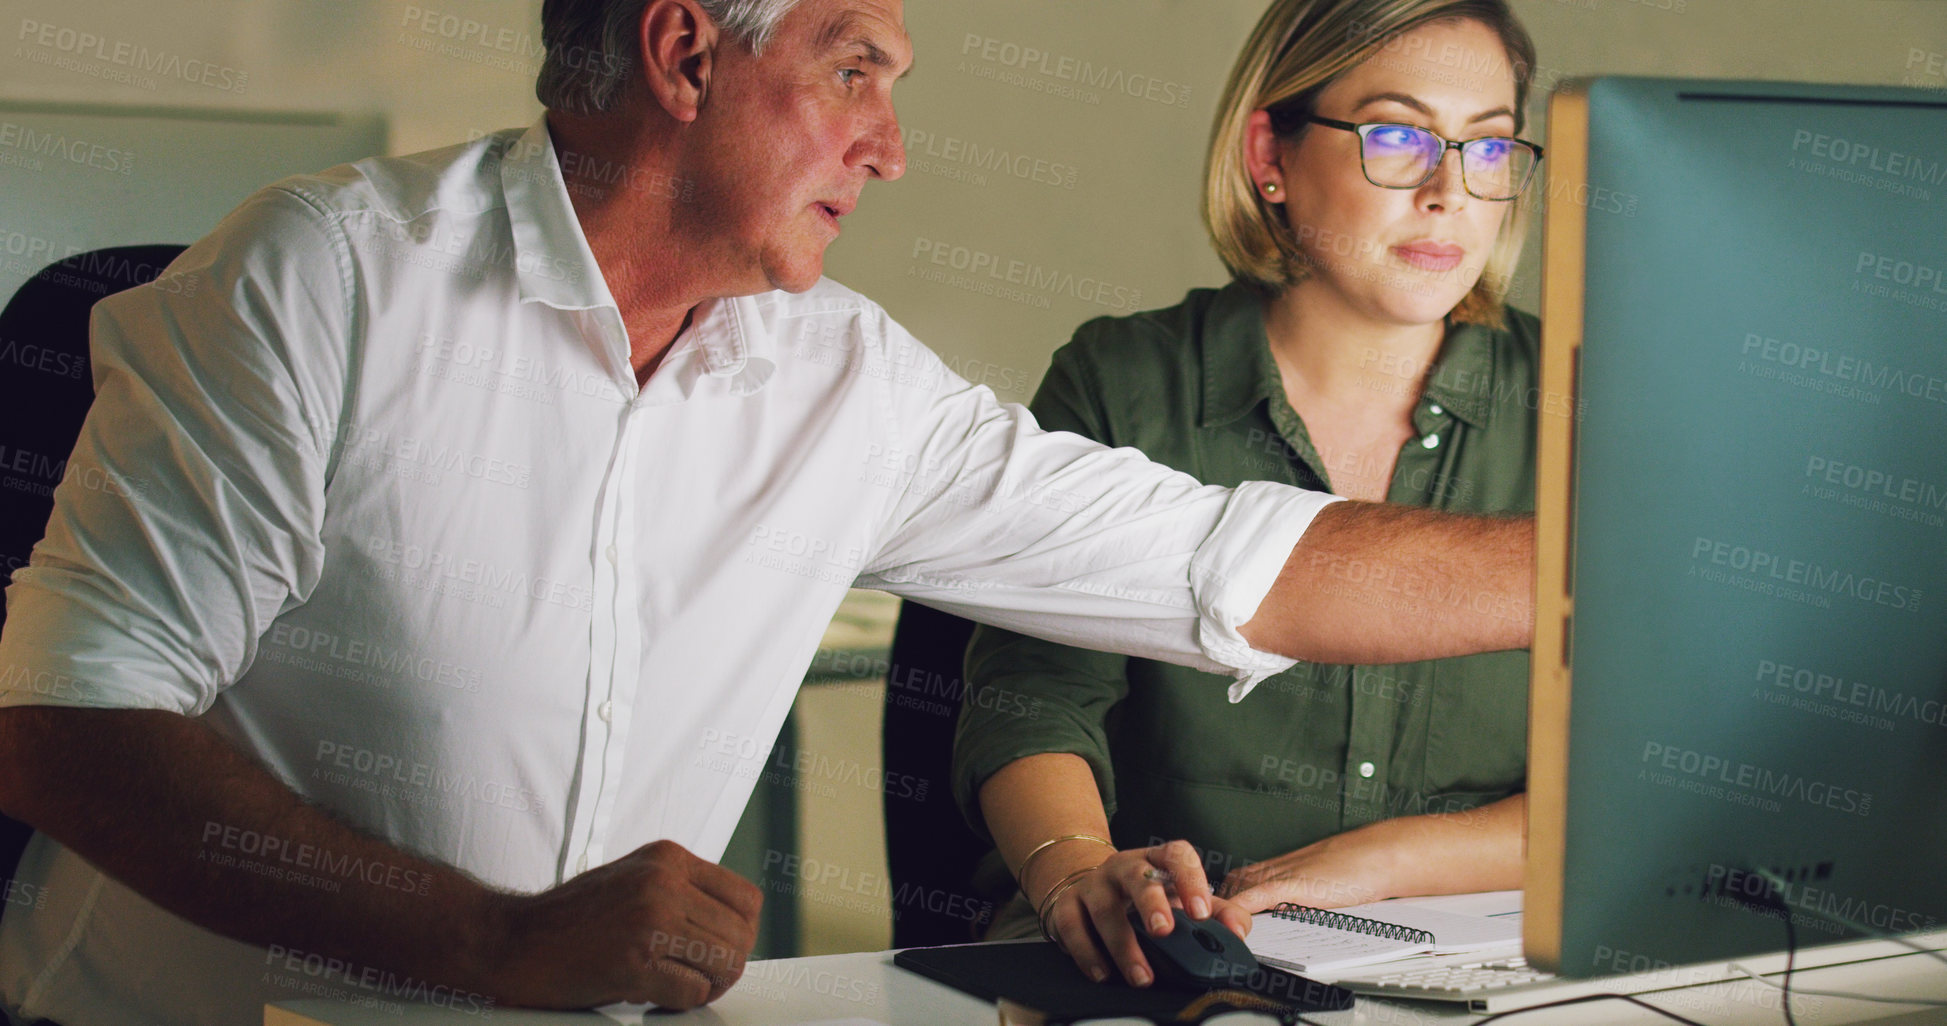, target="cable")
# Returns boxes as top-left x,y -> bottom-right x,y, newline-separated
1742,867 -> 1947,1024
1467,991 -> 1711,1025
1713,865 -> 1802,1026
1303,868 -> 1947,1026
1726,963 -> 1947,1007
1749,868 -> 1947,969
1780,896 -> 1798,1026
